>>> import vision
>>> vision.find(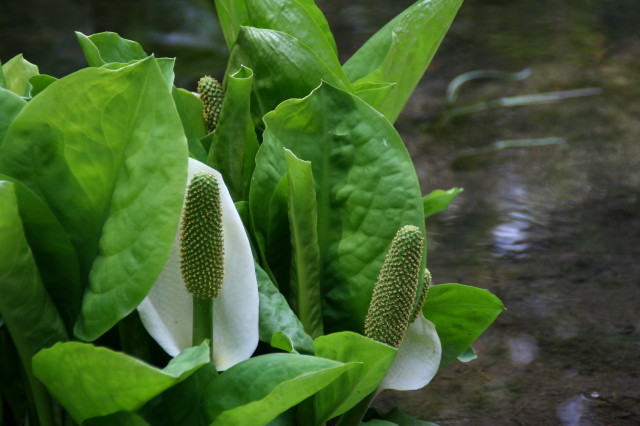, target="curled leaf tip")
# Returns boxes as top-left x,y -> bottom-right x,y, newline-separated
197,75 -> 224,133
365,225 -> 423,348
180,172 -> 224,299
